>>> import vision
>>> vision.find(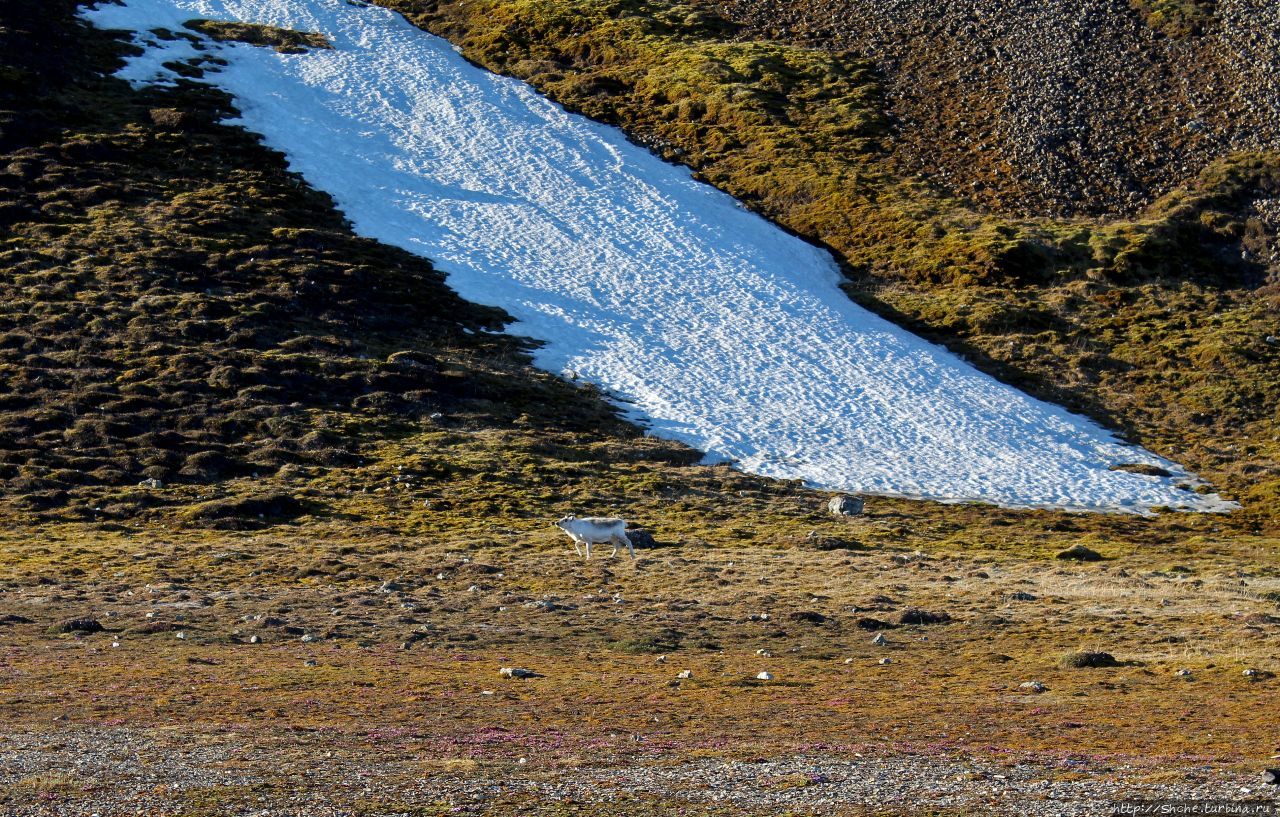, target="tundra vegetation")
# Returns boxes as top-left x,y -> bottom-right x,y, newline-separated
0,1 -> 1276,813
